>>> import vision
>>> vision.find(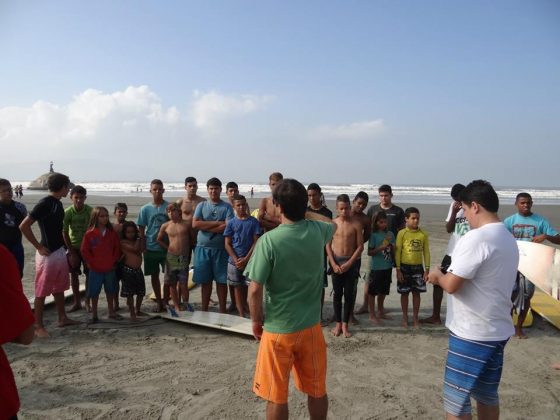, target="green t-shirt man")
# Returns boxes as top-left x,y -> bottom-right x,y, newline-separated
244,219 -> 334,334
63,205 -> 93,248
